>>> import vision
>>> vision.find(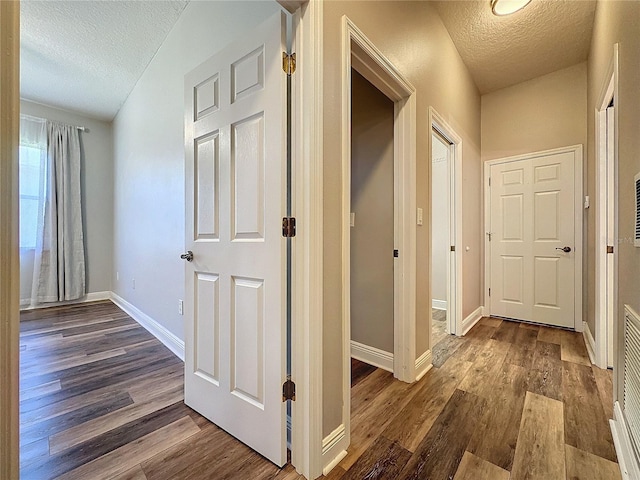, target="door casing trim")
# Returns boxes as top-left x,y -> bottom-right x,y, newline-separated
483,144 -> 584,331
429,107 -> 463,338
0,3 -> 20,479
335,13 -> 417,474
286,1 -> 325,478
594,44 -> 619,370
